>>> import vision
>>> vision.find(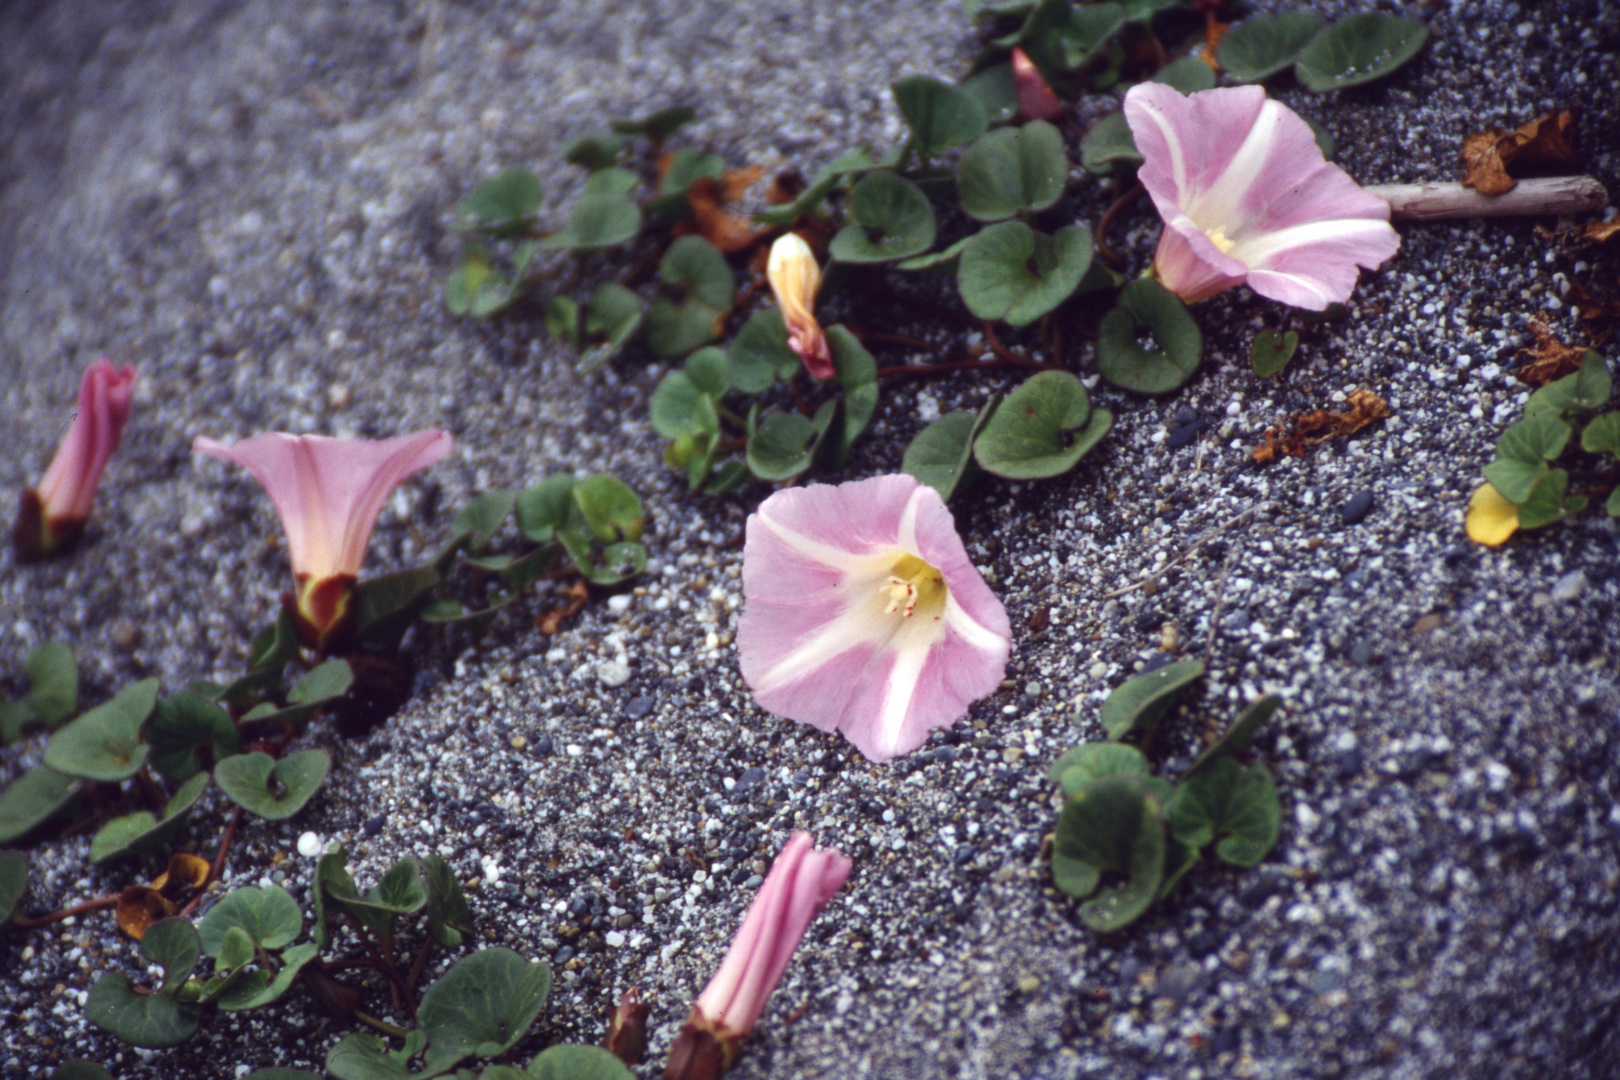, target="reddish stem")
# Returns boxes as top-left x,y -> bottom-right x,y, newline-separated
13,893 -> 120,930
1095,183 -> 1145,268
178,805 -> 243,919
